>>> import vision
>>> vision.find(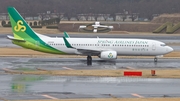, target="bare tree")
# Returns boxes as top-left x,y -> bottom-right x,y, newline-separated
84,14 -> 89,21
102,14 -> 110,21
1,0 -> 180,21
